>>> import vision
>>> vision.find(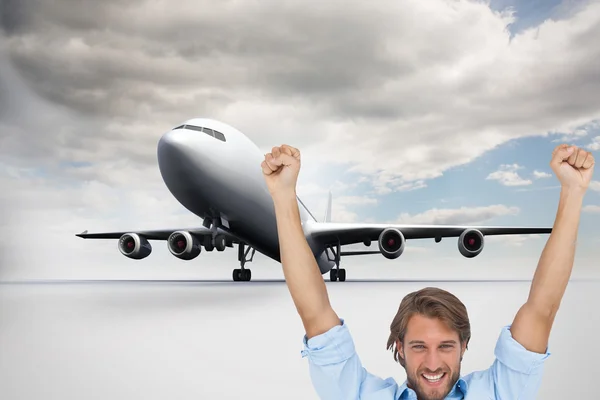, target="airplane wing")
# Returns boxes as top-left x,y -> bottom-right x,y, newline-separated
306,221 -> 552,249
75,225 -> 245,261
76,227 -> 240,242
339,250 -> 382,256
